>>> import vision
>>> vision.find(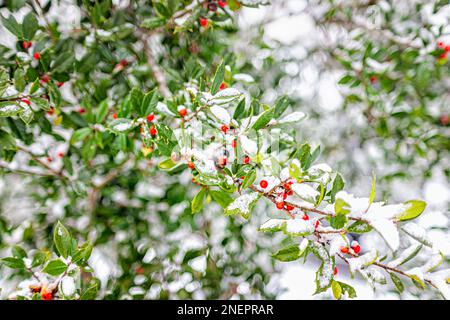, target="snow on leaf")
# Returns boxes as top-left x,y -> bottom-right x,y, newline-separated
402,222 -> 433,248
365,266 -> 387,284
369,218 -> 400,252
277,111 -> 306,124
0,103 -> 21,116
108,119 -> 135,133
291,183 -> 319,203
259,219 -> 287,232
427,269 -> 450,300
224,193 -> 260,219
388,244 -> 422,268
210,105 -> 231,125
284,217 -> 314,236
348,249 -> 378,275
211,88 -> 242,105
233,73 -> 255,83
310,242 -> 334,294
239,135 -> 258,156
421,252 -> 444,272
329,235 -> 348,256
